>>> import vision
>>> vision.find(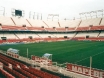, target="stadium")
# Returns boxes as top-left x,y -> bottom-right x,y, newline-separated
0,0 -> 104,78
